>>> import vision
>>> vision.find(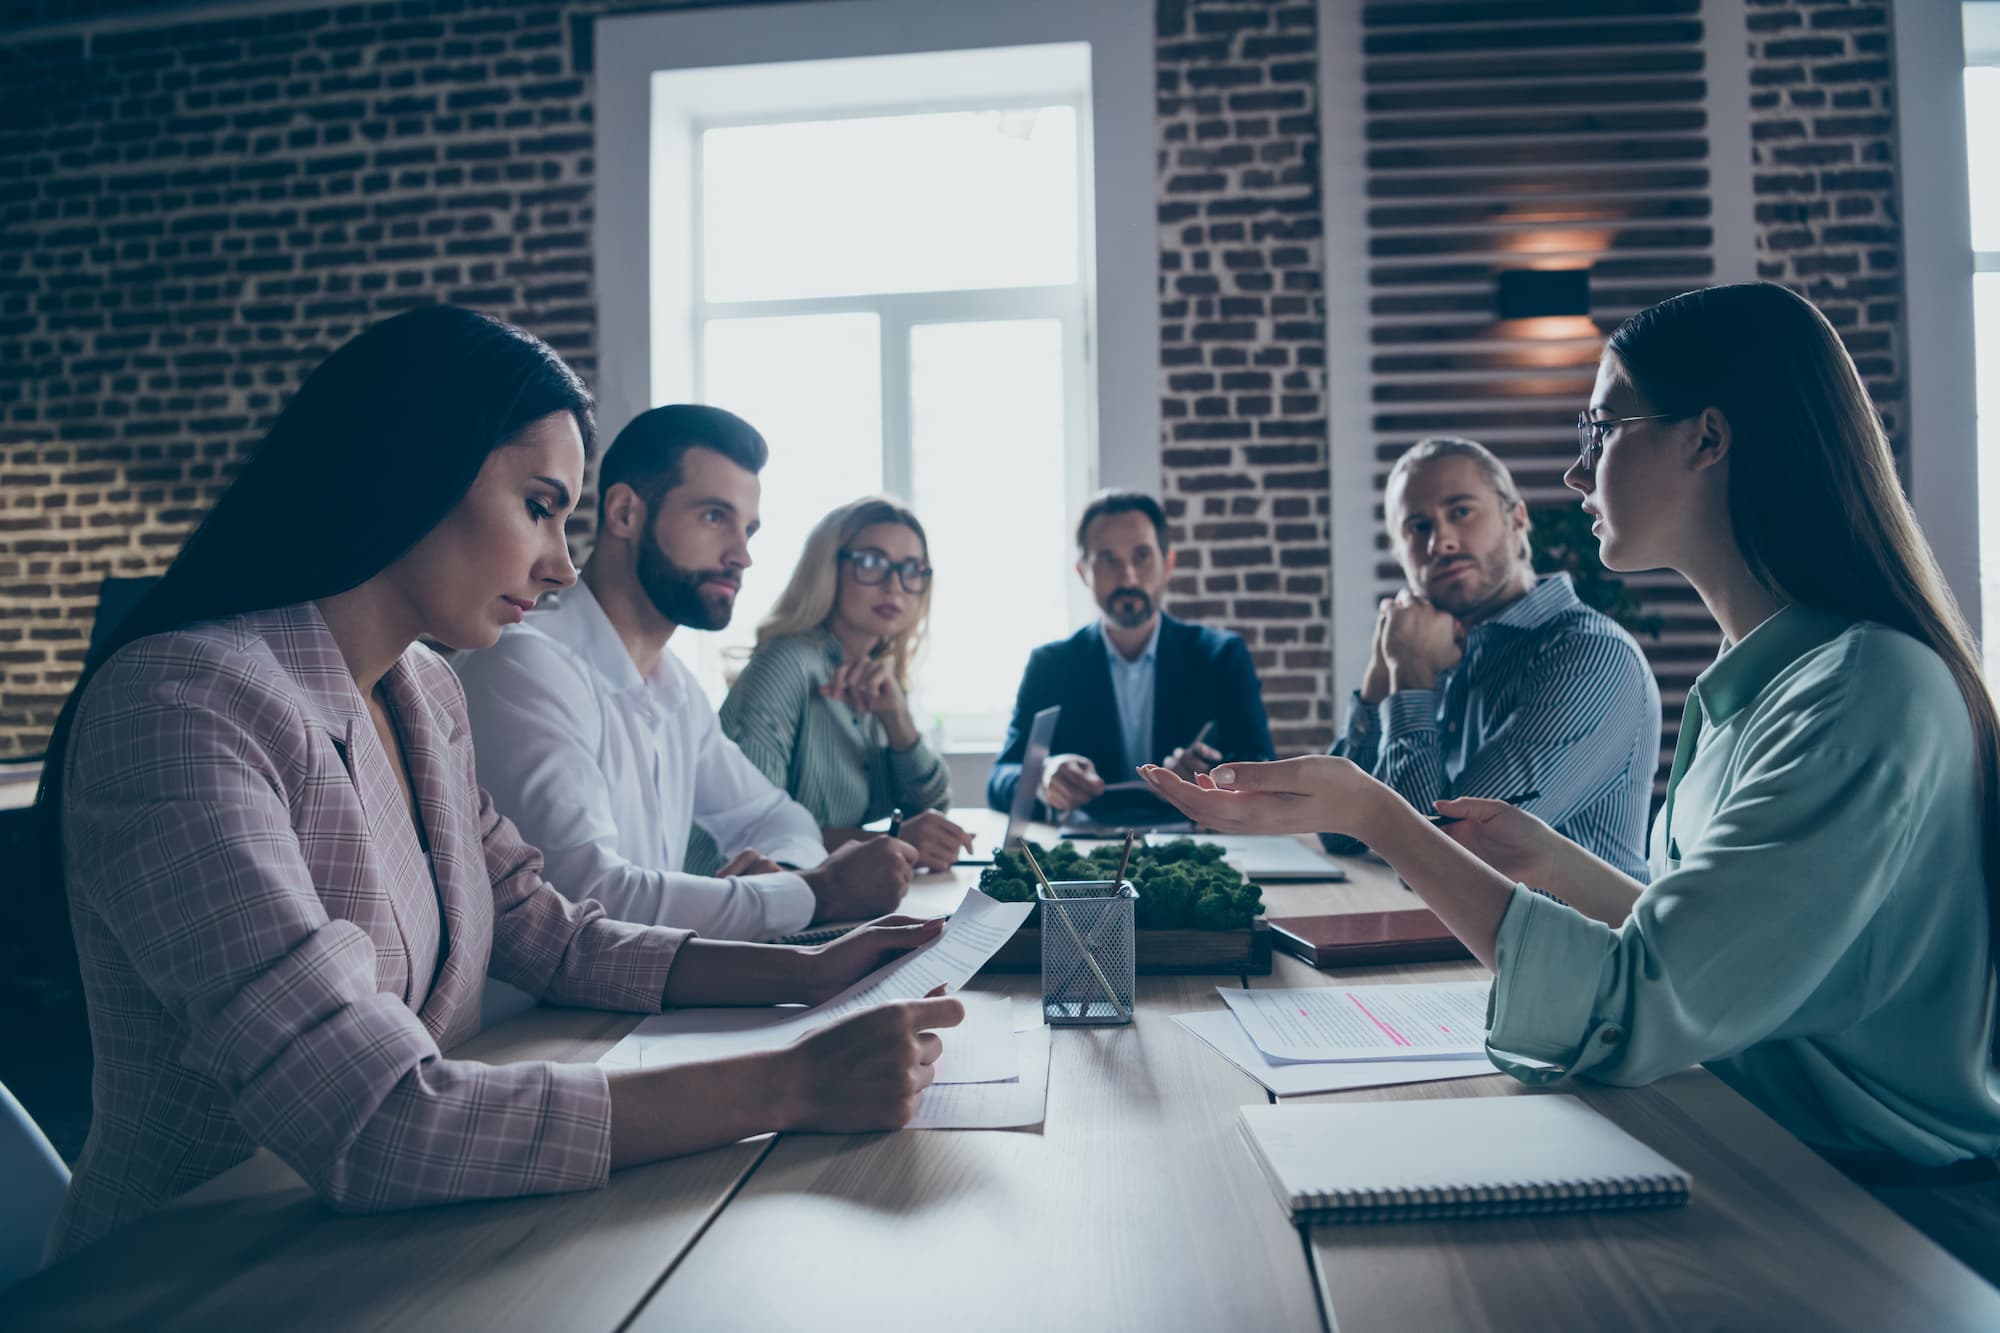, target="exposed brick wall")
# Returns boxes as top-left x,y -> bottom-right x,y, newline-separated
0,0 -> 1917,761
0,0 -> 1344,759
1746,0 -> 1905,454
1155,0 -> 1329,753
0,0 -> 609,757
